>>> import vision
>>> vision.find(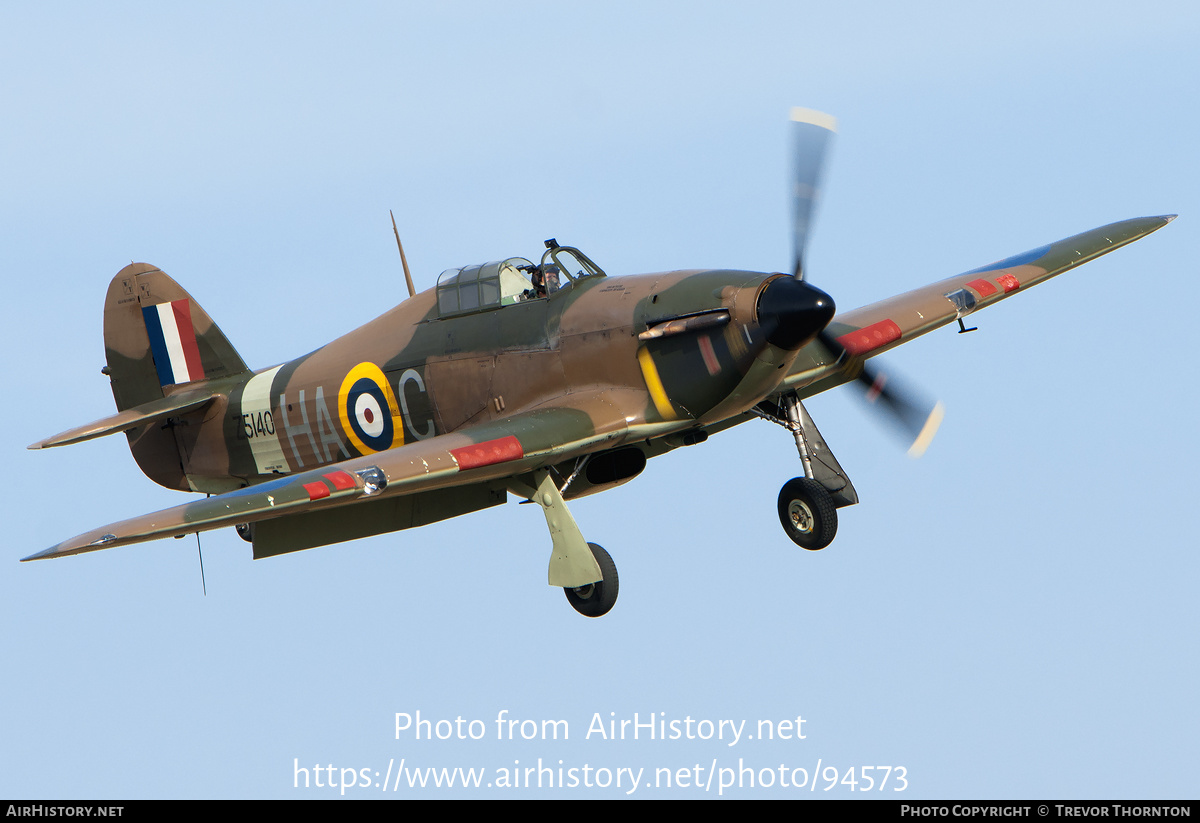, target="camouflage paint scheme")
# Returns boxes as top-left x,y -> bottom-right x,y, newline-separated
26,216 -> 1172,609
